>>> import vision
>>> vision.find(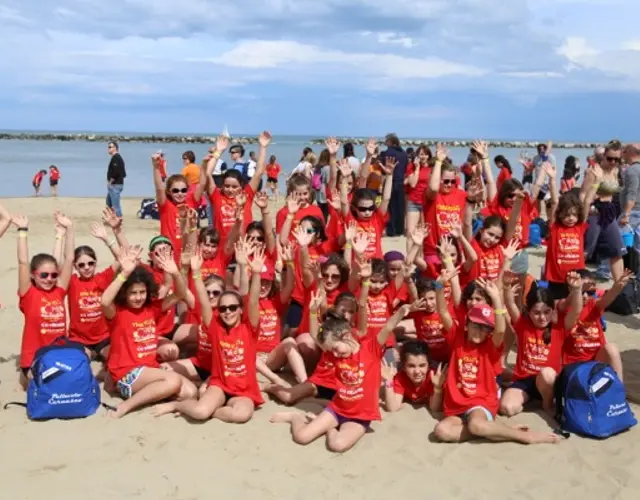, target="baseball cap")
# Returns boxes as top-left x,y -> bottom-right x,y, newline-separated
466,304 -> 495,329
260,263 -> 276,281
